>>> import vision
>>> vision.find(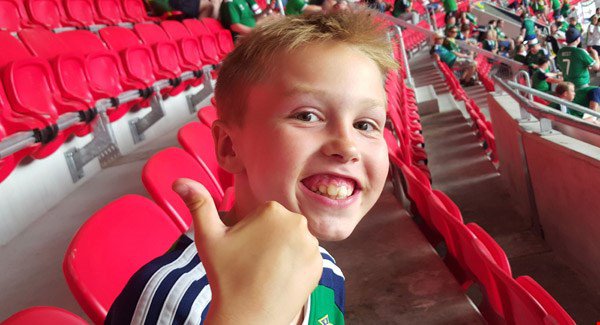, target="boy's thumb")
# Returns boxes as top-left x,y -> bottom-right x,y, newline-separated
172,178 -> 226,240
